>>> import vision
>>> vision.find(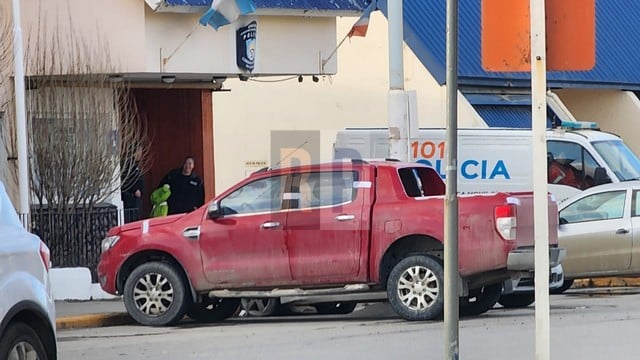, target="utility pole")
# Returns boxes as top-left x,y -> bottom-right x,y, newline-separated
530,0 -> 550,358
387,0 -> 409,161
12,0 -> 30,226
444,0 -> 459,358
